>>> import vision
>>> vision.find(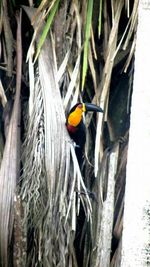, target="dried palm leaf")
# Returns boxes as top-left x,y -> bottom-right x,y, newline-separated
0,10 -> 22,266
0,80 -> 7,107
123,0 -> 138,50
88,42 -> 97,94
21,6 -> 91,267
82,0 -> 93,90
2,0 -> 14,76
0,80 -> 7,163
98,0 -> 103,37
34,0 -> 60,62
94,0 -> 124,177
